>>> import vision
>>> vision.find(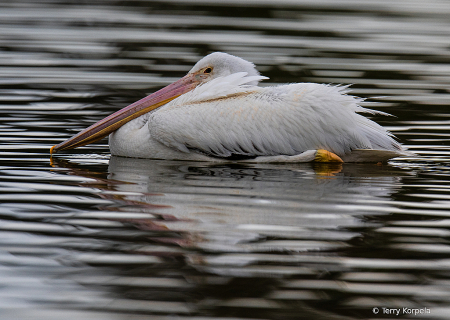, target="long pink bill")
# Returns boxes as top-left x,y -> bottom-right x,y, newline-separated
50,73 -> 199,155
